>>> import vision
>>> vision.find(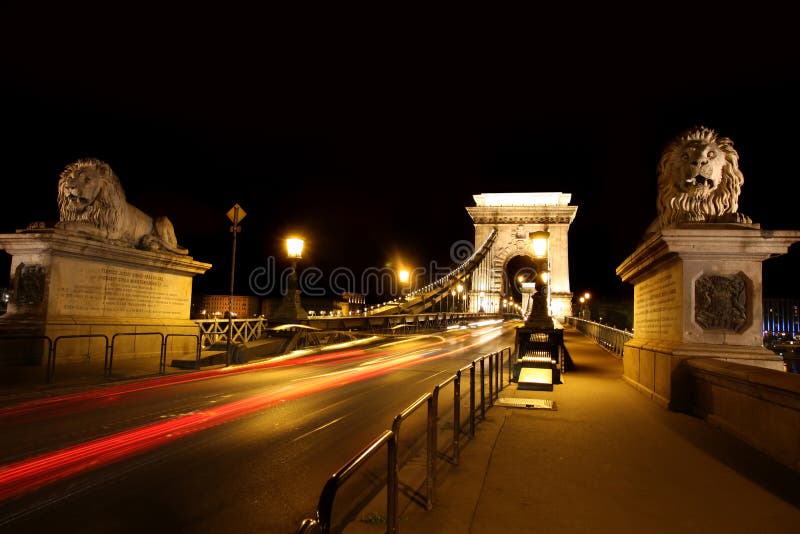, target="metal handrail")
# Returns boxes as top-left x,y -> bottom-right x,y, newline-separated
51,334 -> 109,384
314,429 -> 398,534
108,332 -> 166,377
434,373 -> 459,465
566,316 -> 632,357
391,392 -> 434,510
296,345 -> 512,533
502,347 -> 512,383
476,356 -> 486,419
458,362 -> 476,438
